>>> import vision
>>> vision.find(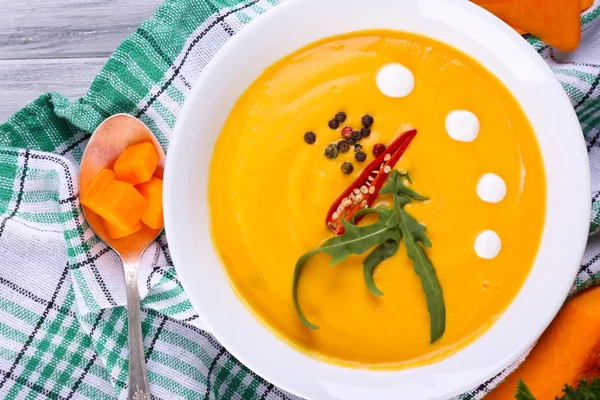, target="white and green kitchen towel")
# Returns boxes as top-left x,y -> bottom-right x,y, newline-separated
0,0 -> 599,399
